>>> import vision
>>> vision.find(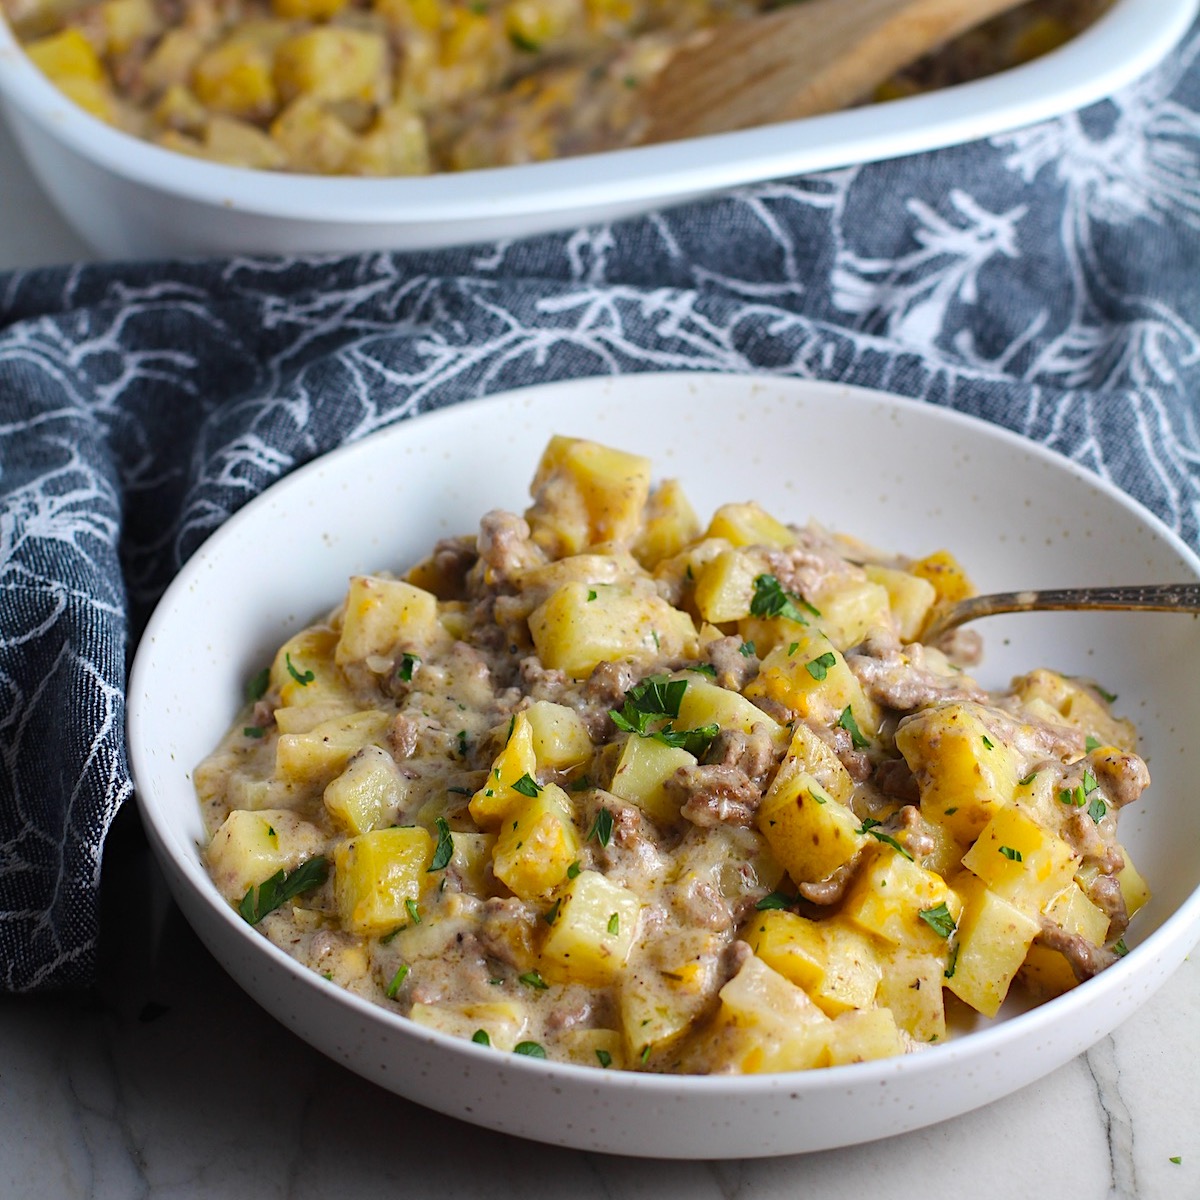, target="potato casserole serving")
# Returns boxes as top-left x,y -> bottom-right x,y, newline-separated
195,436 -> 1150,1074
5,0 -> 1110,174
